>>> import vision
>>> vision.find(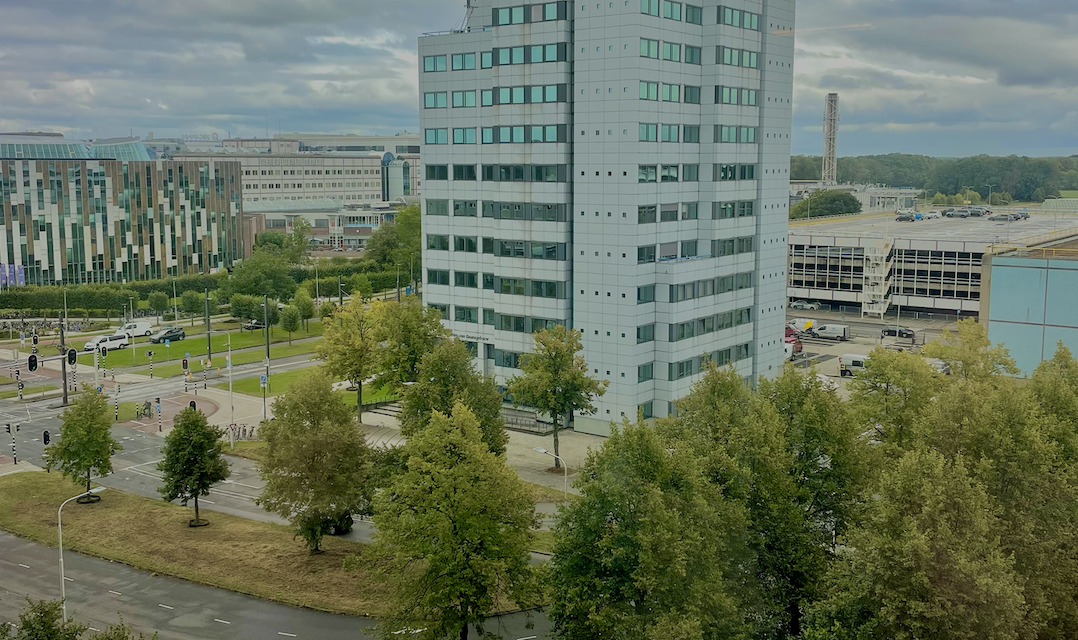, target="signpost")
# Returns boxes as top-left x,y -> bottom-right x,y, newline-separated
261,374 -> 268,419
147,350 -> 154,378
